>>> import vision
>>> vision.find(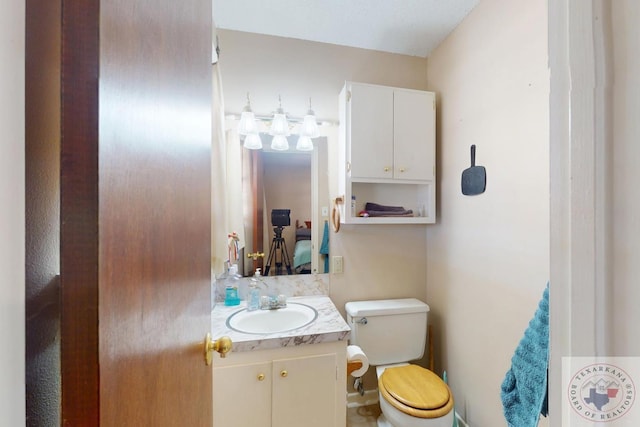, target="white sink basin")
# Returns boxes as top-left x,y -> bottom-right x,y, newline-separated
226,302 -> 318,334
